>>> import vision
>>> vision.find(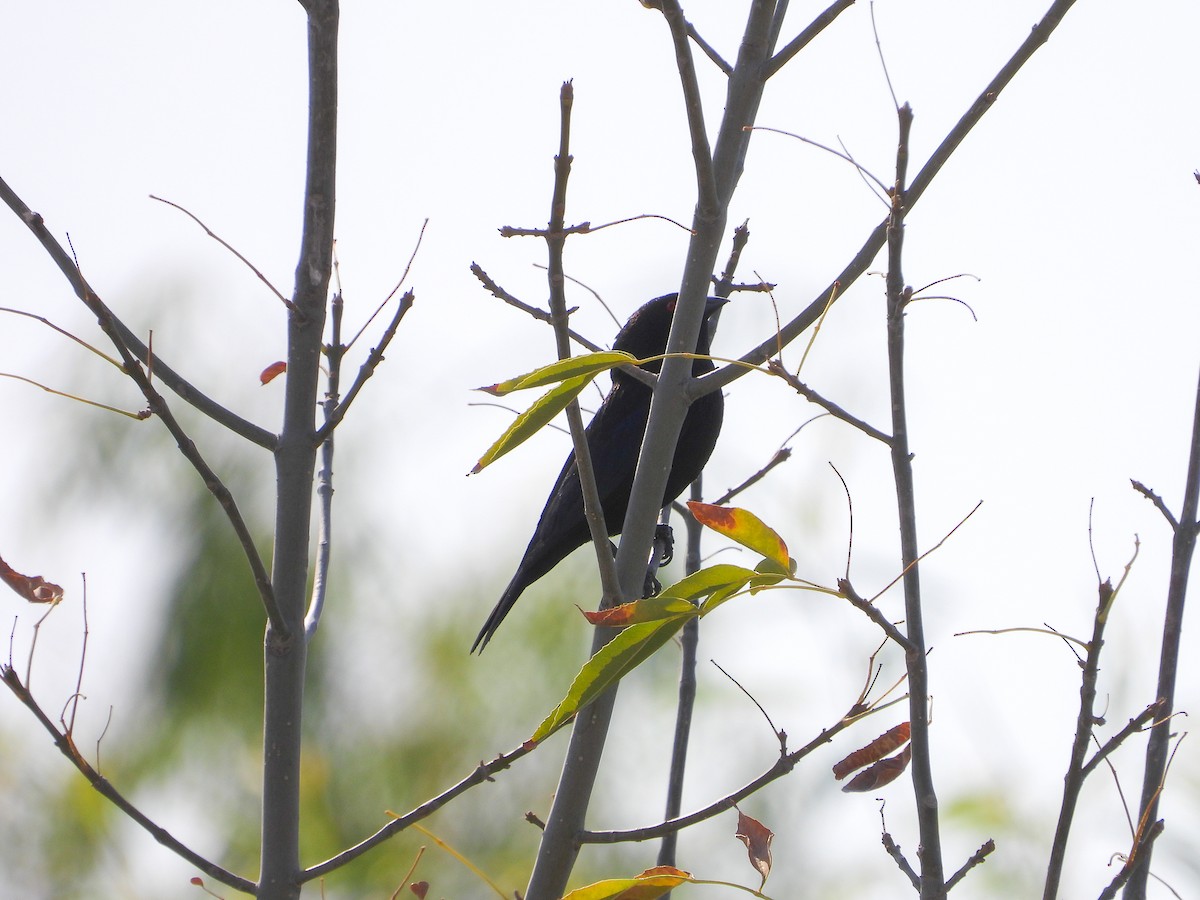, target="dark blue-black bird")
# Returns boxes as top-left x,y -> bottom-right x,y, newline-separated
472,293 -> 725,652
